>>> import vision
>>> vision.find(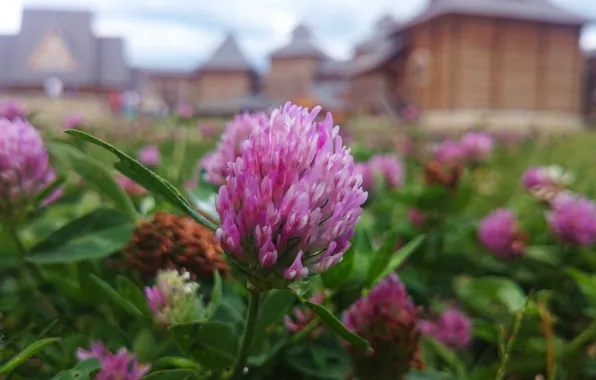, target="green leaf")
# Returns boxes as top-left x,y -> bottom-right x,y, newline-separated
64,129 -> 218,231
187,171 -> 219,223
285,341 -> 351,379
0,337 -> 60,374
565,268 -> 596,304
169,322 -> 237,370
52,359 -> 101,380
371,235 -> 424,287
206,270 -> 223,320
423,336 -> 468,379
35,177 -> 65,207
154,357 -> 201,371
117,275 -> 154,318
415,185 -> 448,210
321,242 -> 355,289
456,276 -> 528,314
250,289 -> 295,354
47,141 -> 137,221
407,370 -> 456,380
365,229 -> 400,288
88,274 -> 143,318
26,208 -> 135,264
141,369 -> 197,380
43,272 -> 85,303
78,261 -> 102,305
352,225 -> 374,280
292,291 -> 371,351
525,246 -> 560,266
134,329 -> 156,360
